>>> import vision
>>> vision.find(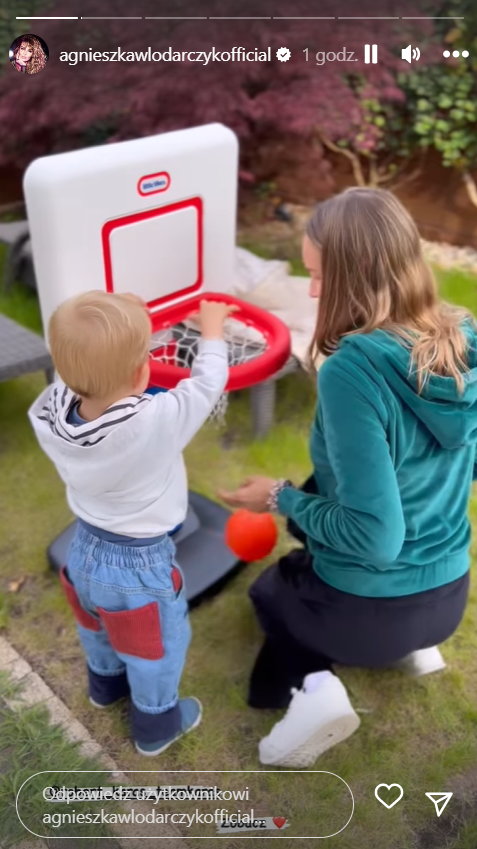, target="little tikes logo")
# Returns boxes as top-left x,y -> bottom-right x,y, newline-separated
137,172 -> 171,196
